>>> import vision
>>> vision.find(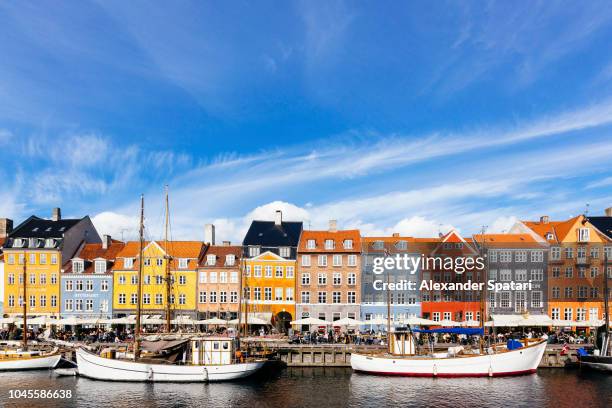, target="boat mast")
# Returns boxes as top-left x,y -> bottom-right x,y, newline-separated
237,255 -> 243,338
603,253 -> 610,356
164,186 -> 172,333
134,194 -> 144,361
22,252 -> 27,349
384,248 -> 391,350
478,226 -> 487,354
